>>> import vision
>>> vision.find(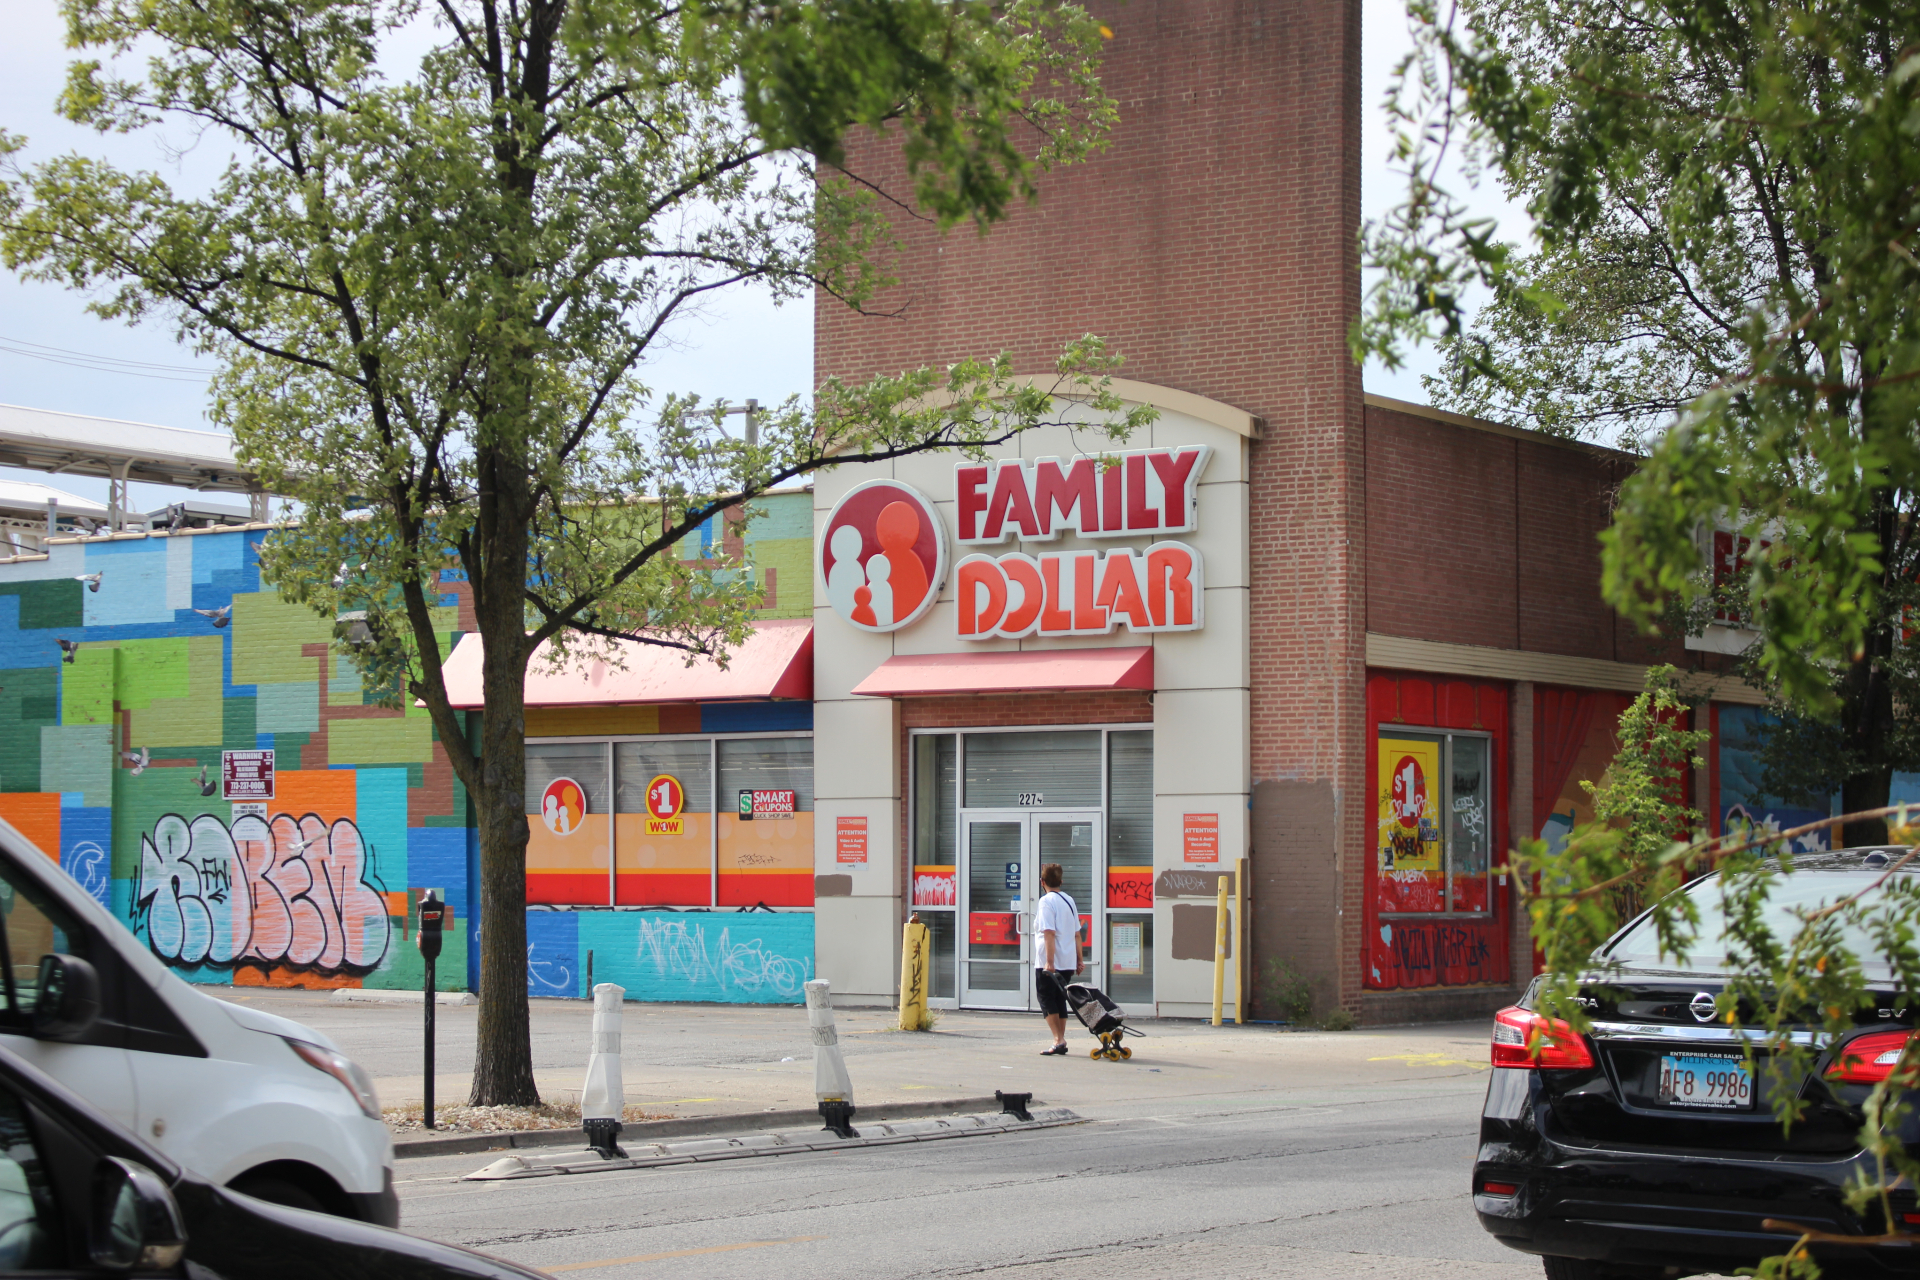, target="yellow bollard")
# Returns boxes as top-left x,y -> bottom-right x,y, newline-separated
1211,875 -> 1229,1026
899,915 -> 931,1031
